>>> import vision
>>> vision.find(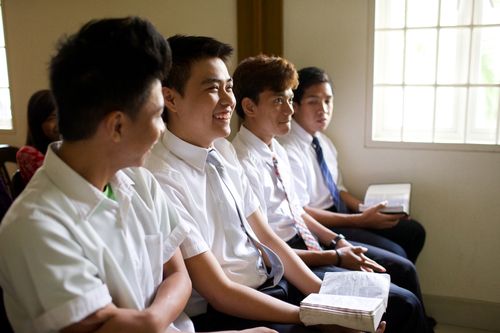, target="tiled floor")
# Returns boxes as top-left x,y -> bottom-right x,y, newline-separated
435,324 -> 498,333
